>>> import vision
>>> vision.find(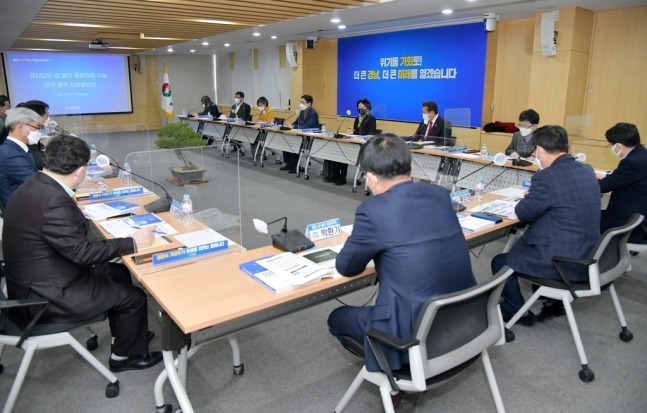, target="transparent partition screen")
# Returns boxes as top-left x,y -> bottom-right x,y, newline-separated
125,147 -> 242,246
